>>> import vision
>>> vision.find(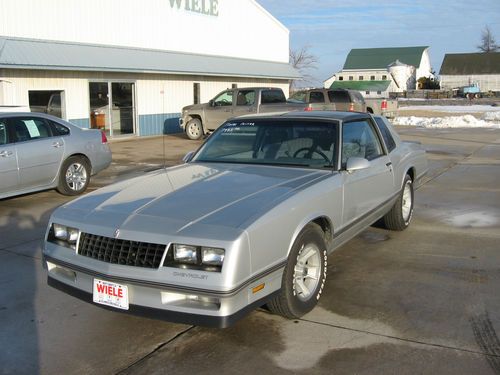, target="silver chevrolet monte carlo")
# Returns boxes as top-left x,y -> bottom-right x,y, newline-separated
43,111 -> 427,327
